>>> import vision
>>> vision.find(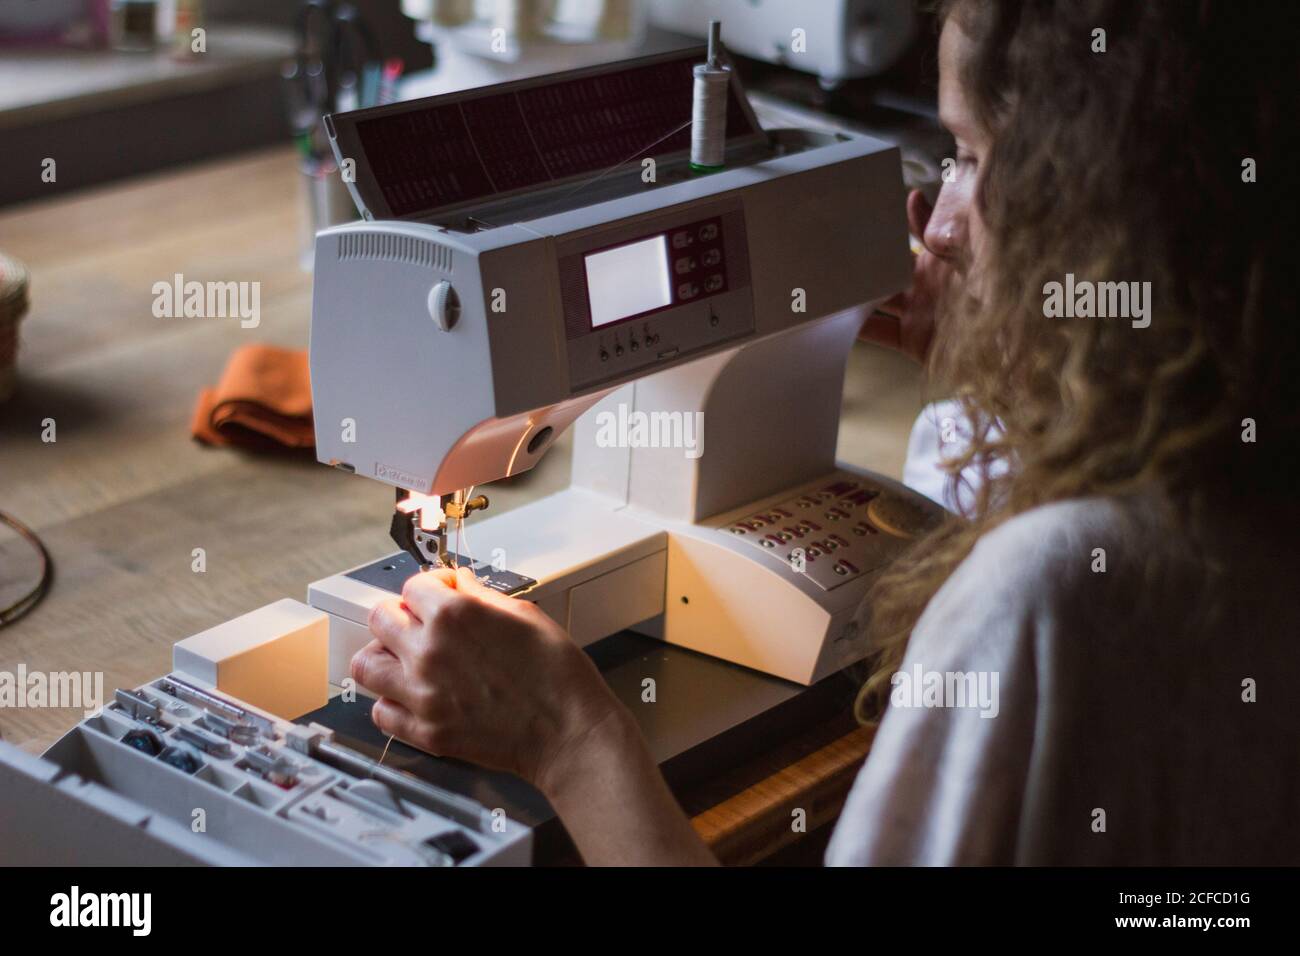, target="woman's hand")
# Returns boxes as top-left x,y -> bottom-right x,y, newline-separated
353,566 -> 620,790
352,565 -> 716,865
859,189 -> 955,364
